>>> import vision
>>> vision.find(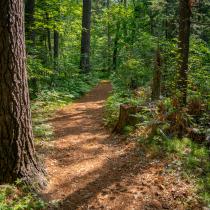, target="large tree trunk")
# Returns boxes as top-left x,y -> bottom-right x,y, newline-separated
177,0 -> 191,105
0,0 -> 45,187
80,0 -> 92,73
